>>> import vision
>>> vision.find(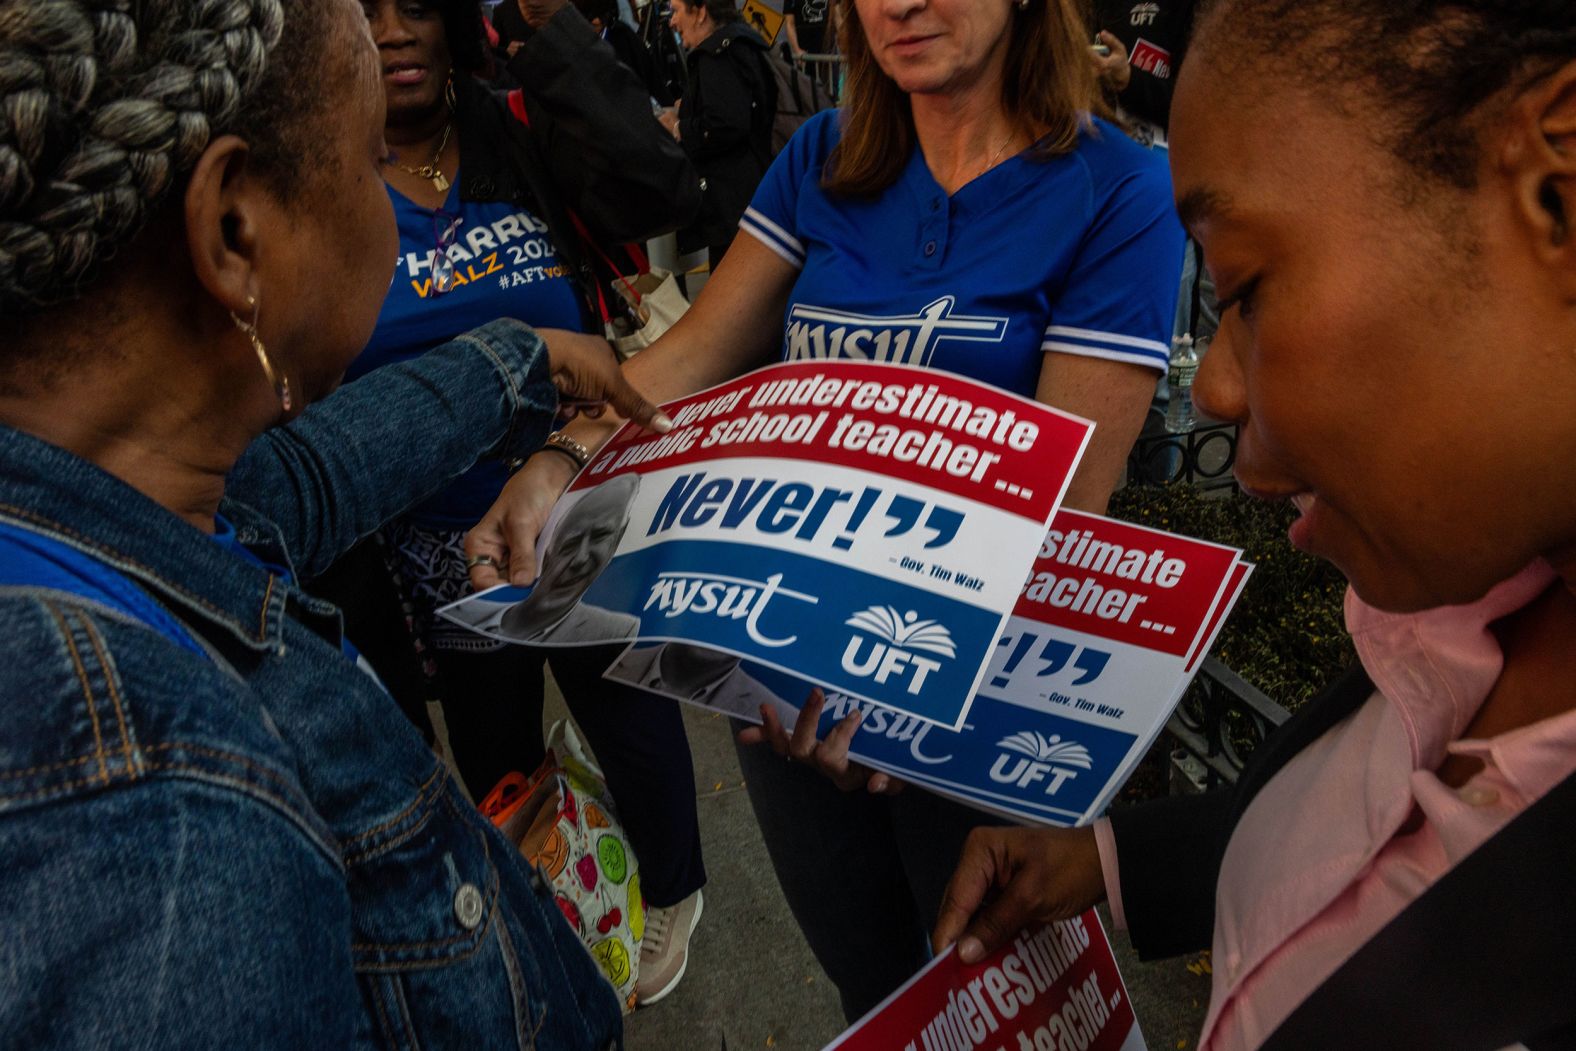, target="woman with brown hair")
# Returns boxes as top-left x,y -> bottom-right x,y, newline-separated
472,0 -> 1186,1018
